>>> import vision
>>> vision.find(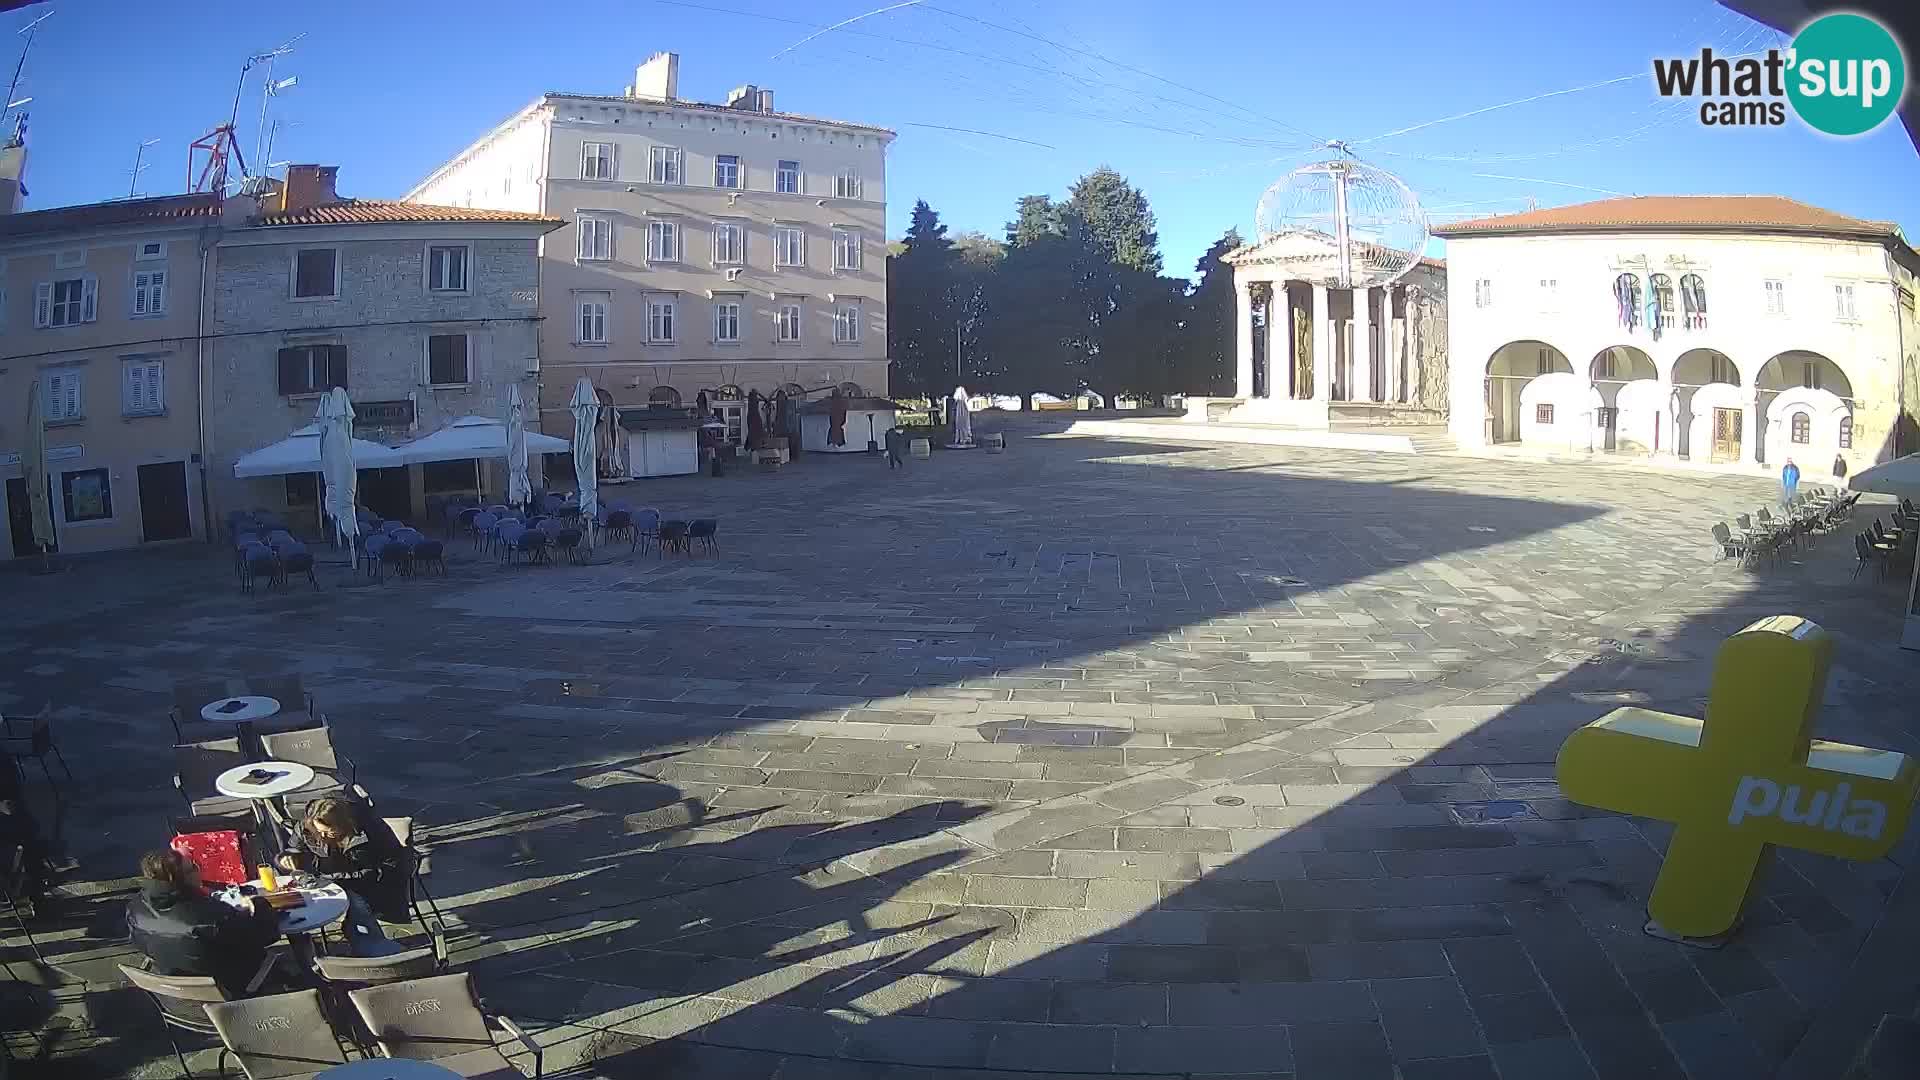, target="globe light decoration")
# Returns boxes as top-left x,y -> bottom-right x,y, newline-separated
1254,150 -> 1429,290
